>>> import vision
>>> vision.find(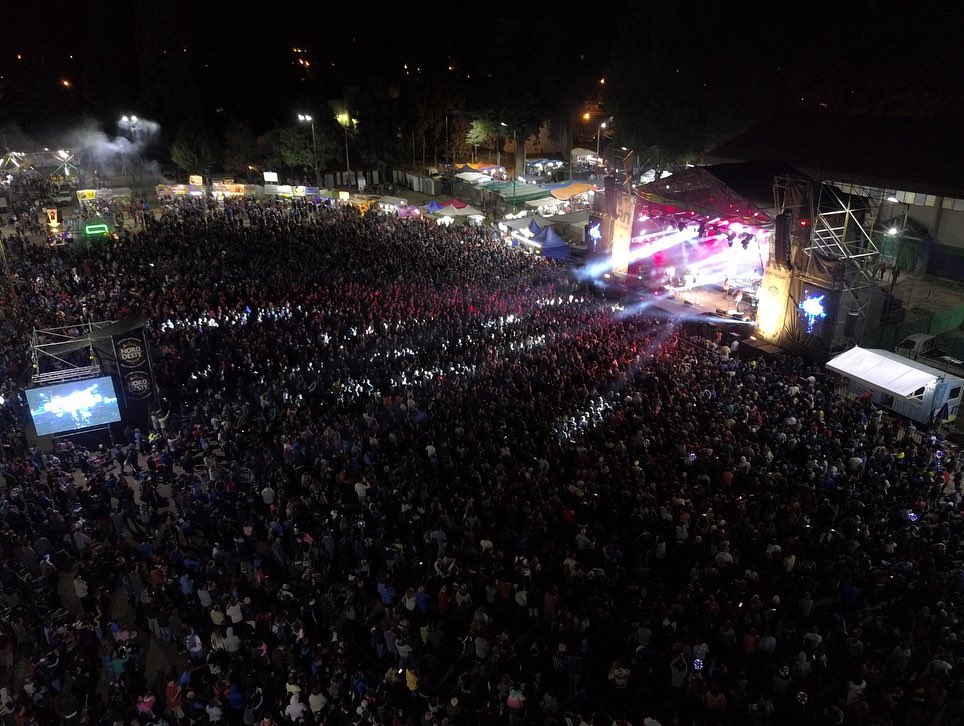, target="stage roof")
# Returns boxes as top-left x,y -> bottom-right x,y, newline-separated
636,166 -> 773,226
702,161 -> 802,212
708,111 -> 964,199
